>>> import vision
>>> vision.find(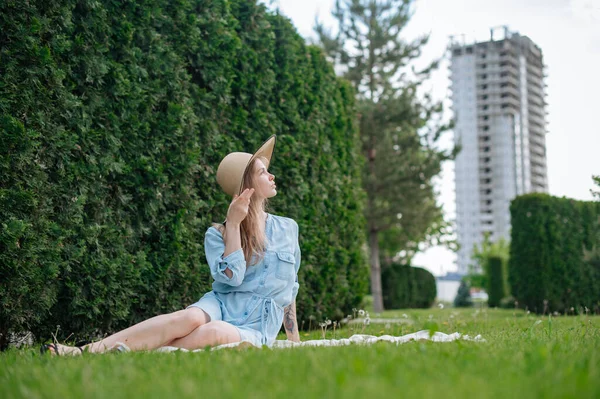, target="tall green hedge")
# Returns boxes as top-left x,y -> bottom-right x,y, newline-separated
0,0 -> 368,348
382,263 -> 436,309
487,256 -> 505,308
509,194 -> 600,314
